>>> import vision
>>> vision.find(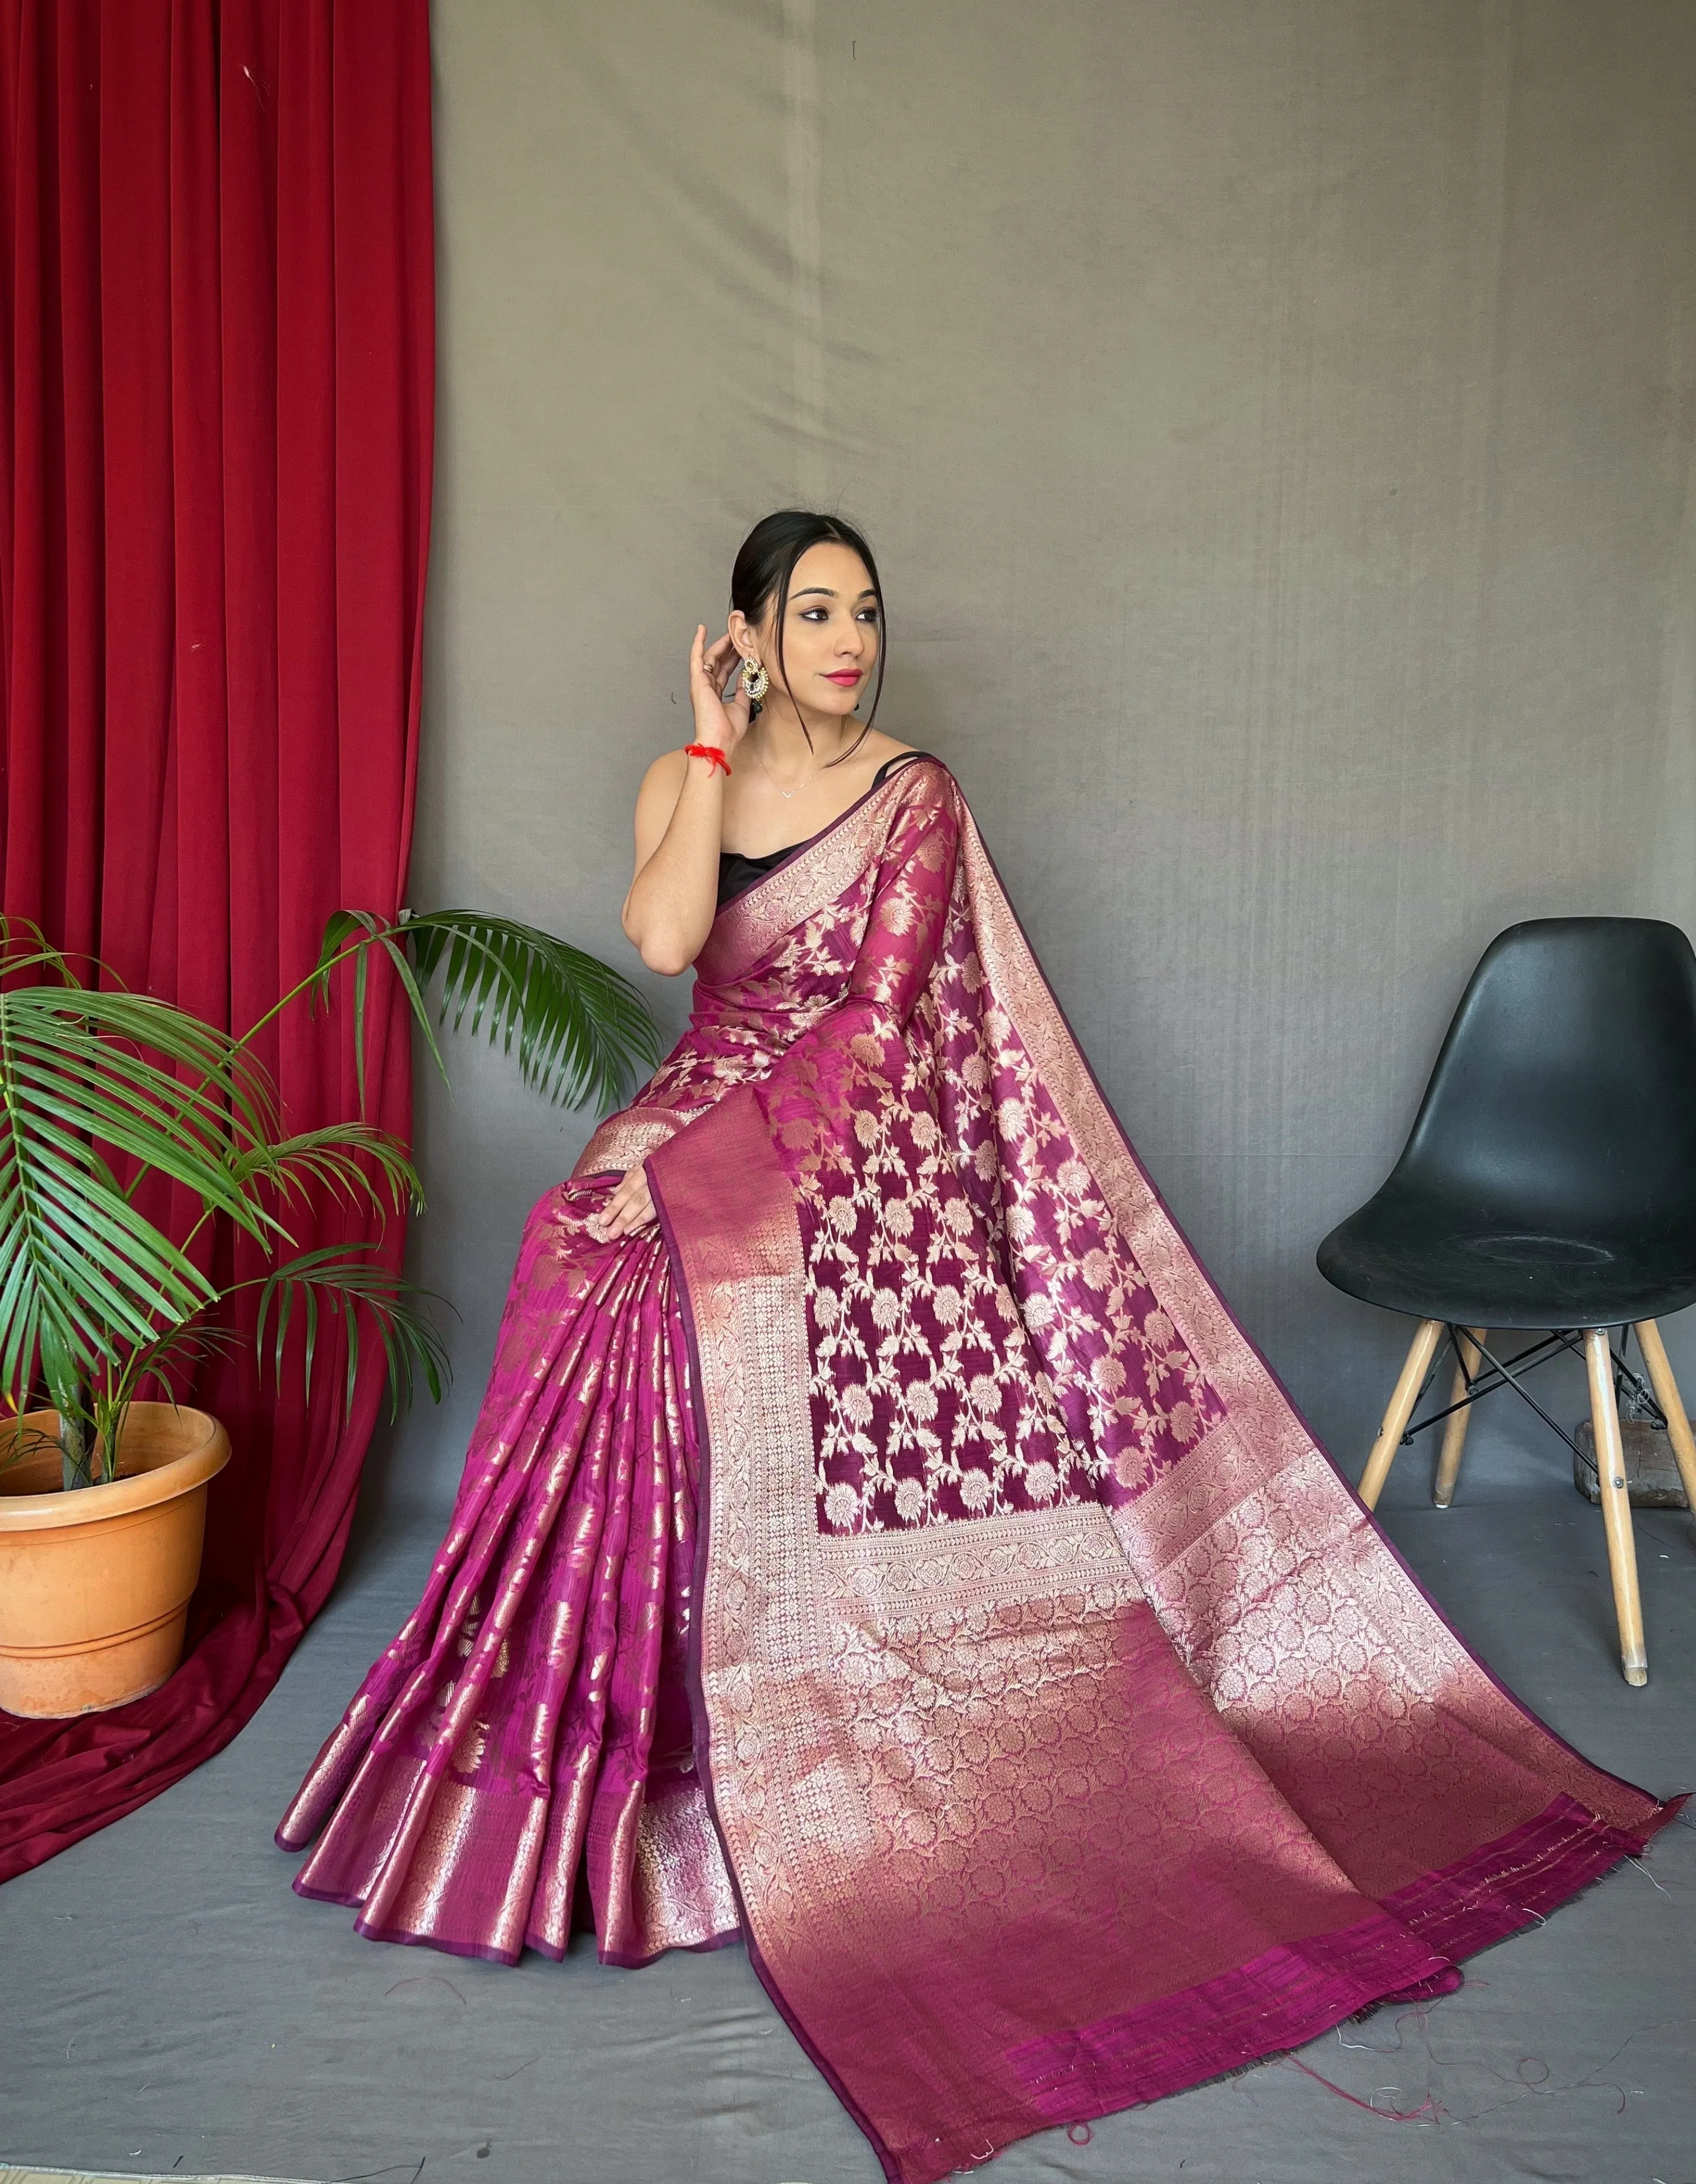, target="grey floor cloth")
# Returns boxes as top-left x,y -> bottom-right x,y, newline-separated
2,1411 -> 1694,2184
